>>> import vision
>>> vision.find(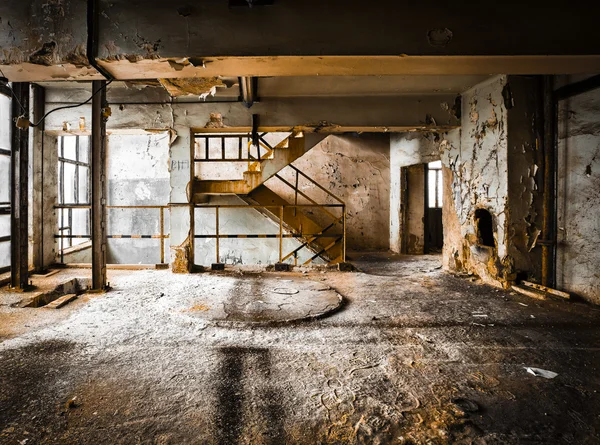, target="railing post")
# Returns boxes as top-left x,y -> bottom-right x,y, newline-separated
294,169 -> 299,217
159,207 -> 165,264
279,206 -> 283,263
215,206 -> 220,264
343,205 -> 347,262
